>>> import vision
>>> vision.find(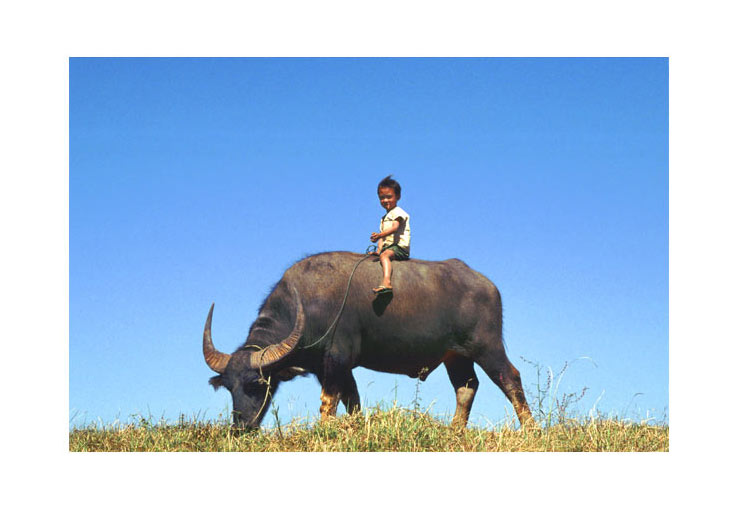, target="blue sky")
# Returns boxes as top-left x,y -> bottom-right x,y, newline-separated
69,57 -> 668,428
